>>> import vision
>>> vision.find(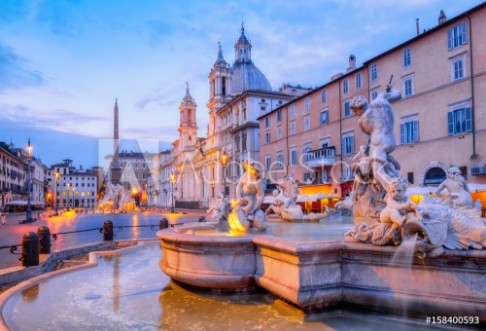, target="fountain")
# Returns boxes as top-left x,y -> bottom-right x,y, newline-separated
97,182 -> 137,213
157,85 -> 486,325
